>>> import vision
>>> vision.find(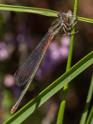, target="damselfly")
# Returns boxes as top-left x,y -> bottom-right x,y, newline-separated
11,10 -> 77,113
